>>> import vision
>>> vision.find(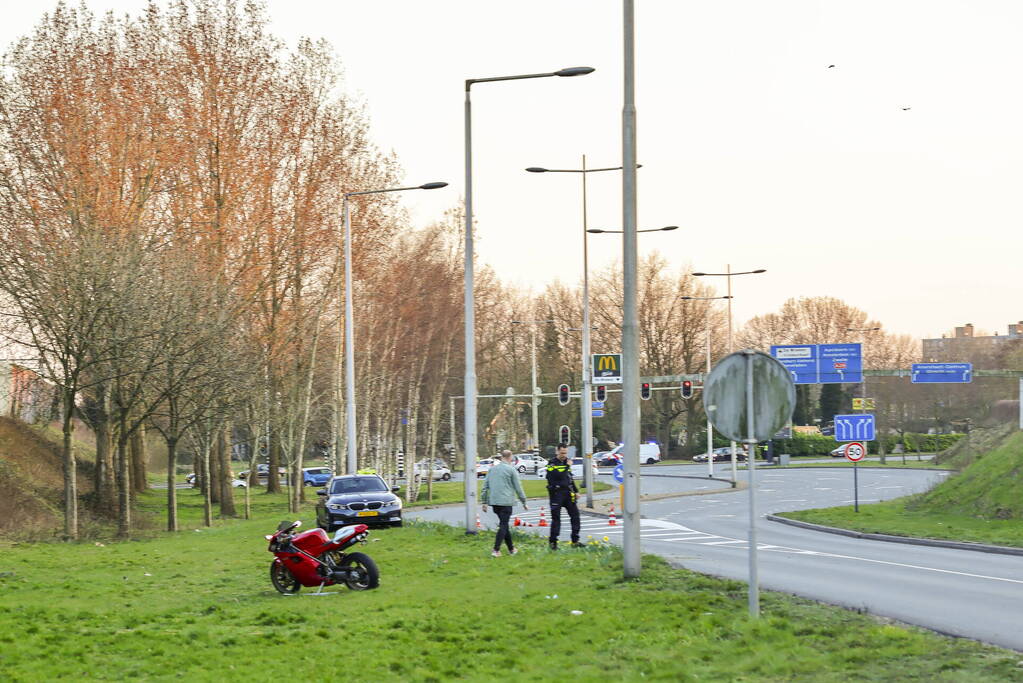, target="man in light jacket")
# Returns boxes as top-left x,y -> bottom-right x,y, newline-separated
481,450 -> 528,557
